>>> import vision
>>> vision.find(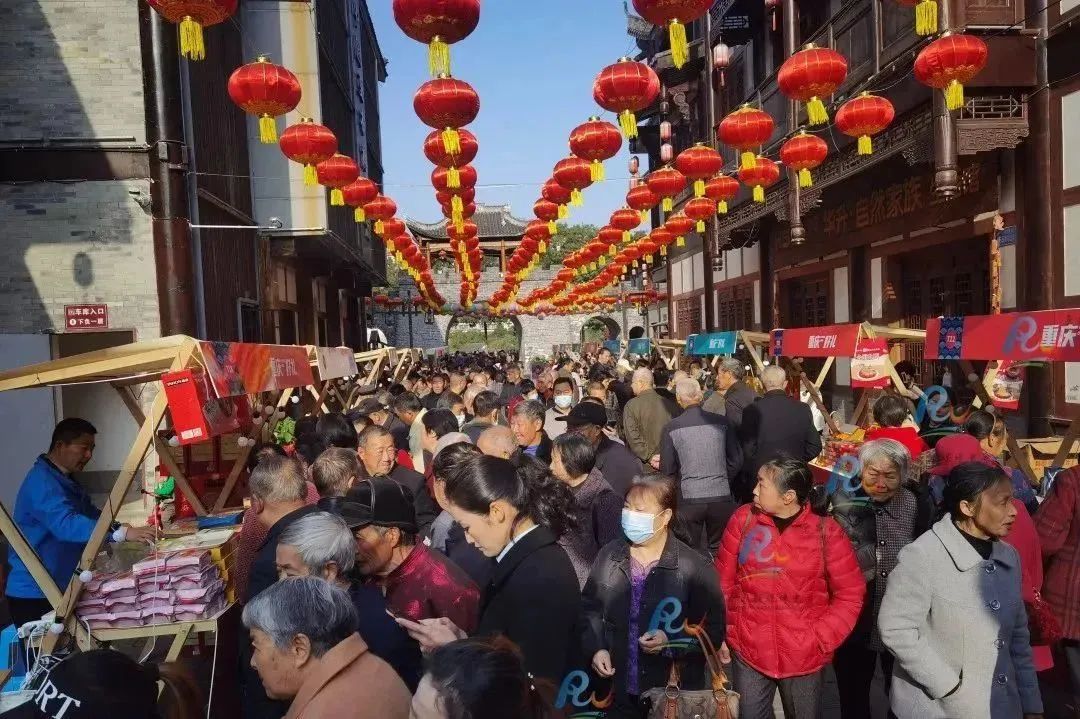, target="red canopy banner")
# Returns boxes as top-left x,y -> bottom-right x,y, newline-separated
925,310 -> 1080,362
770,324 -> 861,358
198,341 -> 315,397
